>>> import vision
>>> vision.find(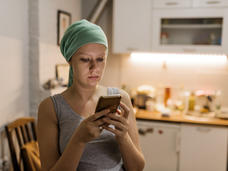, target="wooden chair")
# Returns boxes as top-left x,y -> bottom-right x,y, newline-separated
5,117 -> 40,171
